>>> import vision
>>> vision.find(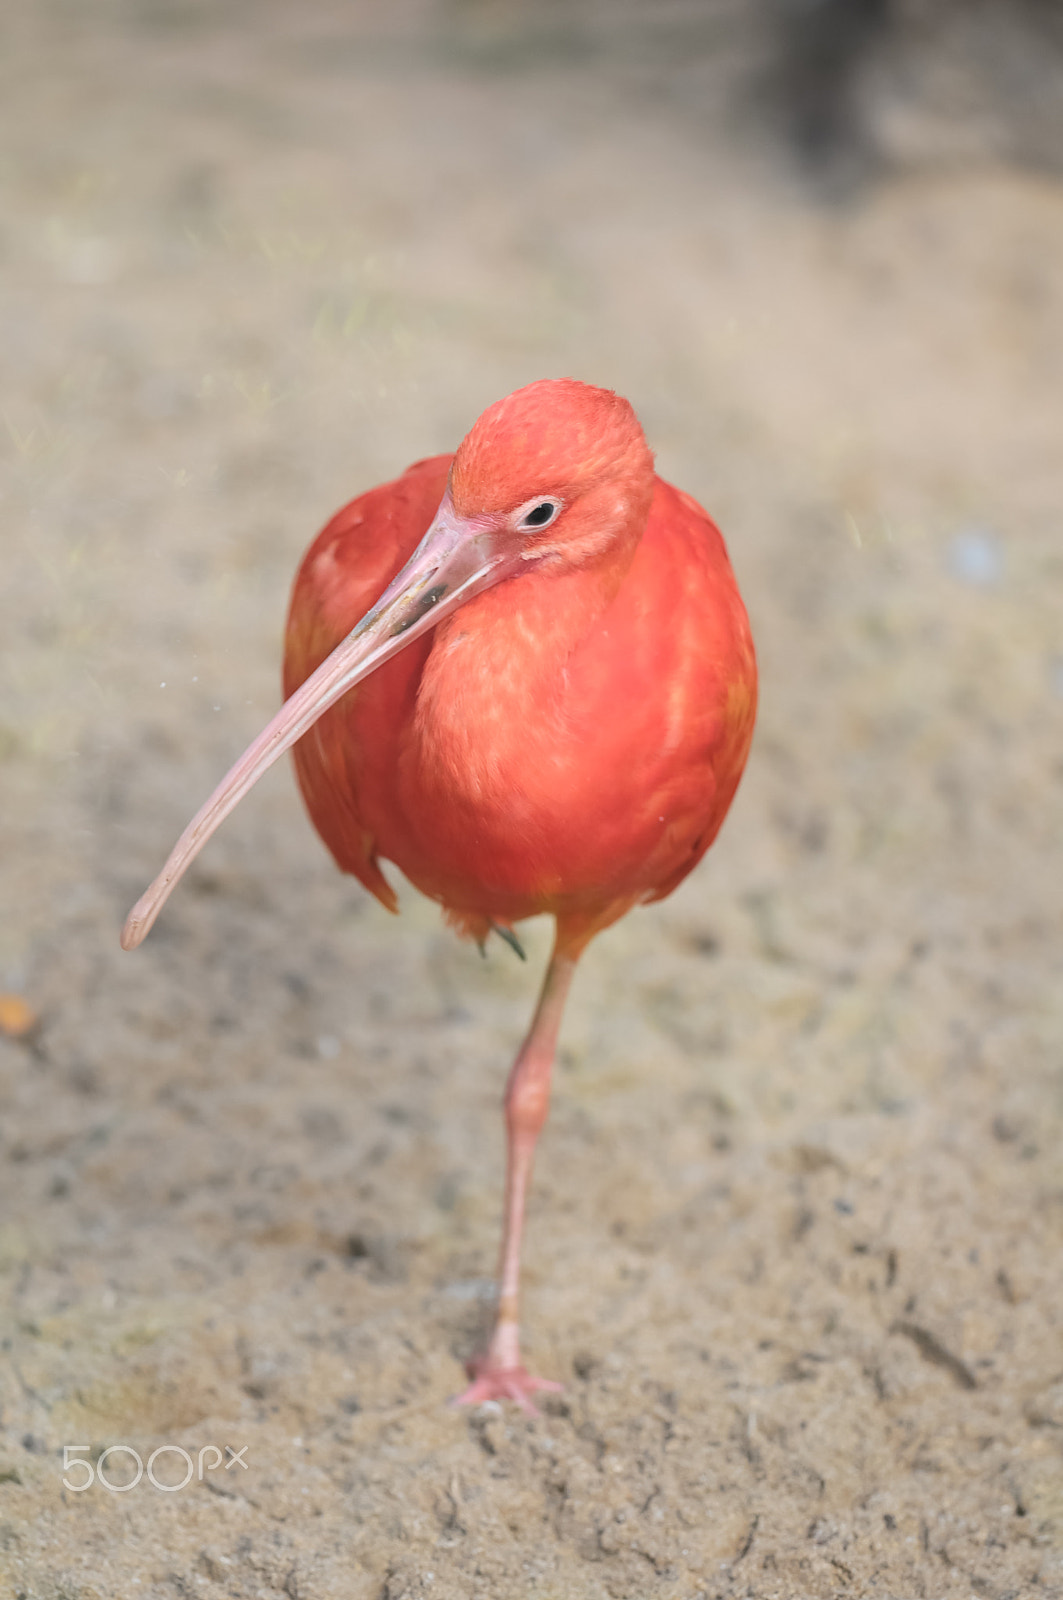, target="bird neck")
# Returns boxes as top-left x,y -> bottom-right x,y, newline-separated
437,519 -> 641,685
399,500 -> 651,895
408,515 -> 643,809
